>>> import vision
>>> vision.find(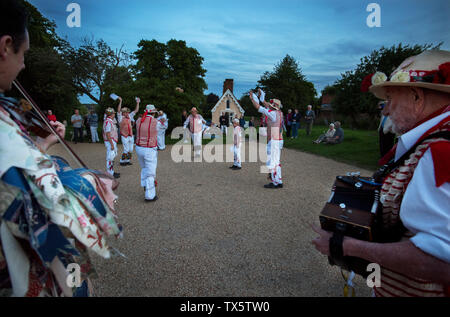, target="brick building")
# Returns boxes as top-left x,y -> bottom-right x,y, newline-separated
211,79 -> 245,125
